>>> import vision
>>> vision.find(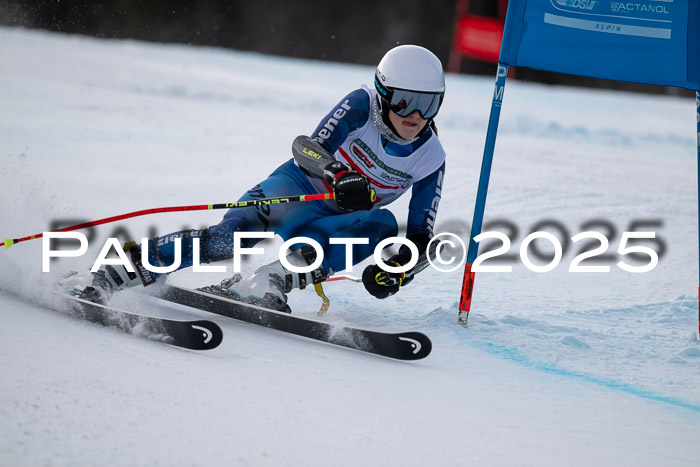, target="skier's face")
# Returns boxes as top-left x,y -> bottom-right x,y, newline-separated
388,110 -> 427,140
